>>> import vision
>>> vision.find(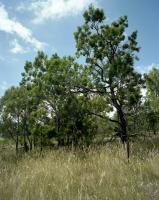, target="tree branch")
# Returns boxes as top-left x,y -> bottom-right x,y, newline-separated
87,111 -> 121,126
